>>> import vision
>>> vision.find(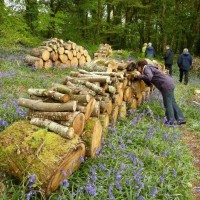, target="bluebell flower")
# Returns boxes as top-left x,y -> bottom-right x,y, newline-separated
152,187 -> 158,198
61,179 -> 69,187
